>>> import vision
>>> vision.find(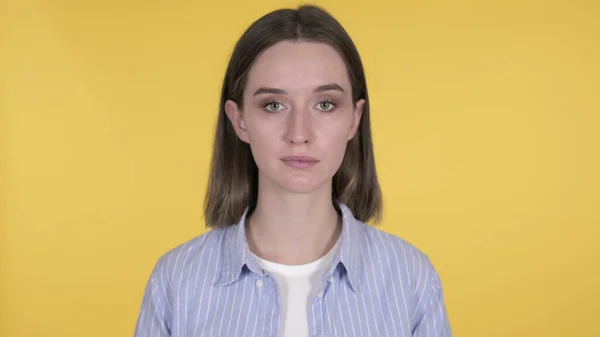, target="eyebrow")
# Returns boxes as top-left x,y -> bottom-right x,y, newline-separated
252,83 -> 346,96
